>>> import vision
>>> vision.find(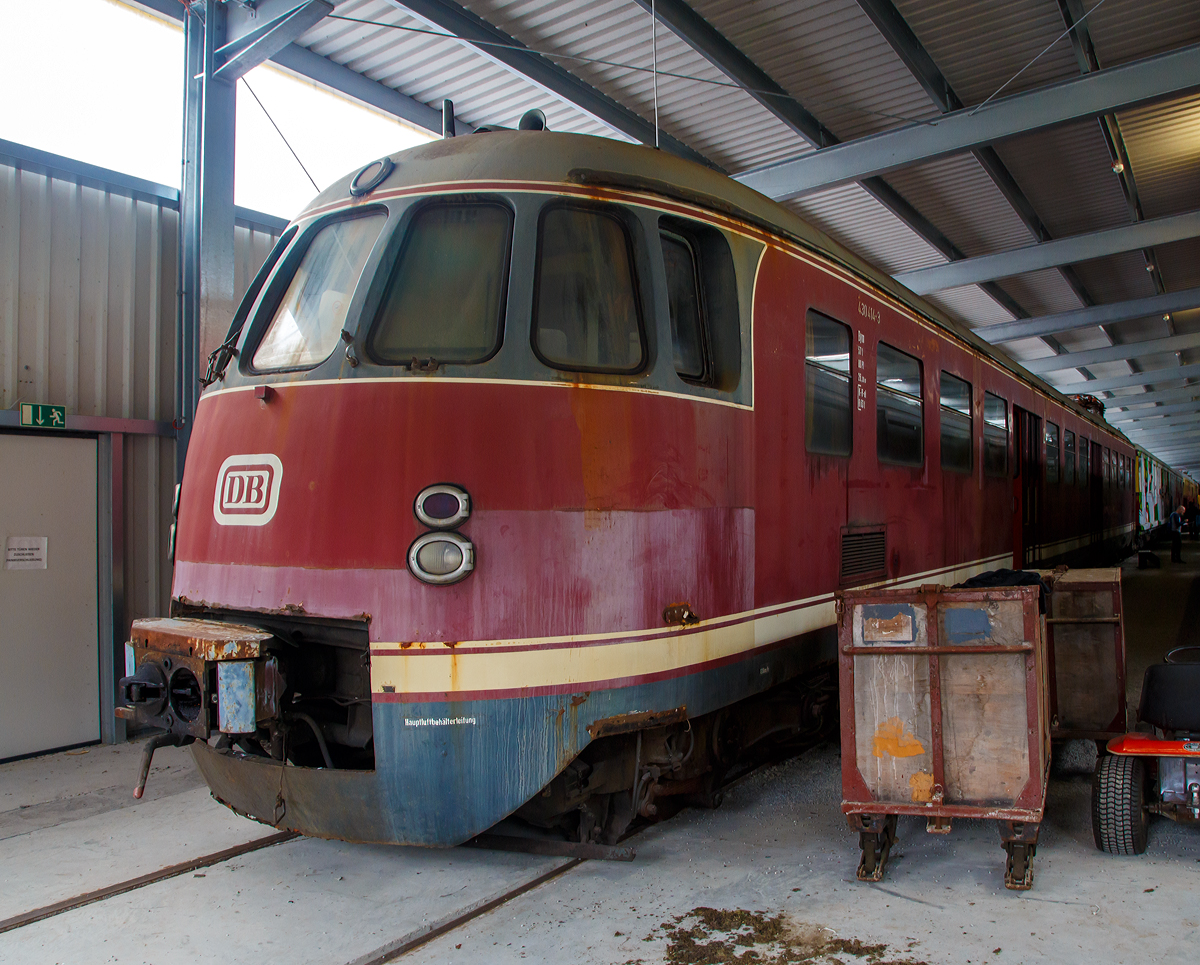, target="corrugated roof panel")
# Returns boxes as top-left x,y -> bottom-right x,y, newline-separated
992,120 -> 1132,238
1043,327 -> 1116,355
1000,335 -> 1058,363
1086,0 -> 1200,67
467,0 -> 810,172
882,154 -> 1037,257
783,182 -> 948,275
1071,251 -> 1157,307
692,0 -> 942,141
924,285 -> 1015,329
994,267 -> 1084,317
1117,95 -> 1200,218
1154,237 -> 1200,294
892,0 -> 1081,103
300,0 -> 617,136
